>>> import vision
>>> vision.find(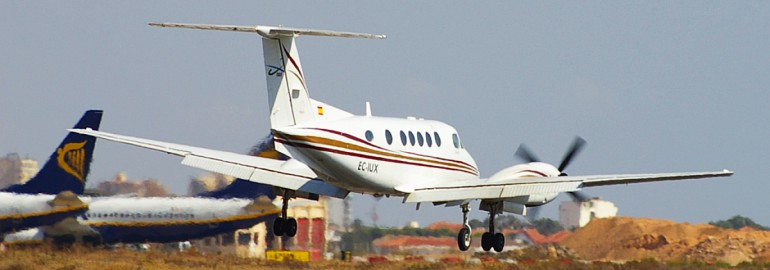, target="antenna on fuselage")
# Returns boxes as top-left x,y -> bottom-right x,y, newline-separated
365,101 -> 372,117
